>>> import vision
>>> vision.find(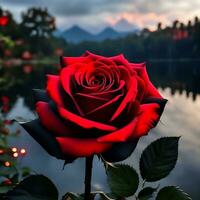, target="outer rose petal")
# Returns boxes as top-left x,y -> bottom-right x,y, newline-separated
56,137 -> 112,157
32,89 -> 50,104
60,56 -> 92,67
131,63 -> 162,99
133,101 -> 166,138
46,75 -> 66,107
60,67 -> 74,96
82,51 -> 104,60
20,119 -> 76,162
97,117 -> 138,142
36,101 -> 75,137
101,139 -> 139,162
20,119 -> 63,159
109,54 -> 129,66
58,106 -> 117,132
